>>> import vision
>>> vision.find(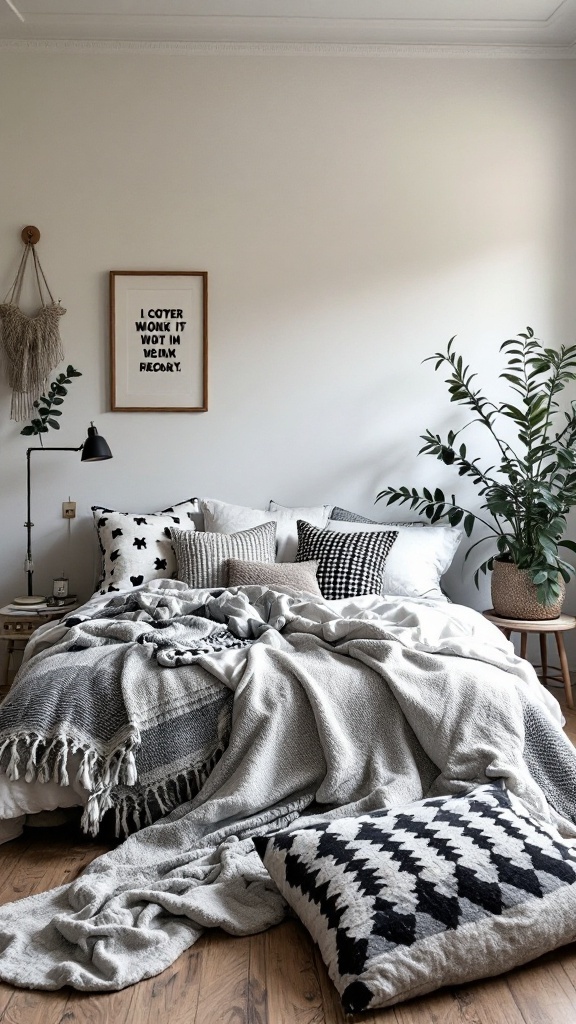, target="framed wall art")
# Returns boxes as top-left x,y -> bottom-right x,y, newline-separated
110,271 -> 208,412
